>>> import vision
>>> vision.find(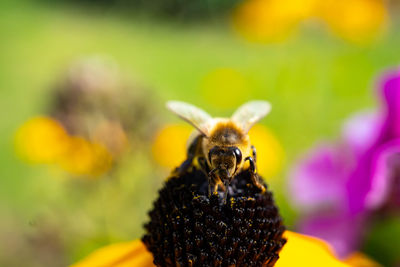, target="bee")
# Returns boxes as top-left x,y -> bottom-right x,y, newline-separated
167,100 -> 271,203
